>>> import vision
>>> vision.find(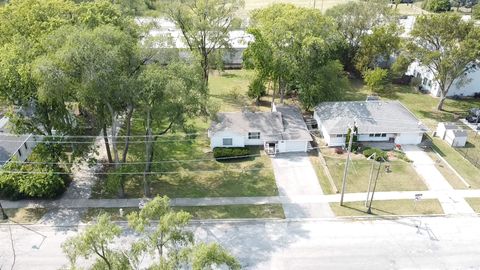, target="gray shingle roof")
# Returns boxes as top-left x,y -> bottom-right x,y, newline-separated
209,106 -> 313,142
210,111 -> 284,140
314,101 -> 428,135
275,105 -> 312,141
